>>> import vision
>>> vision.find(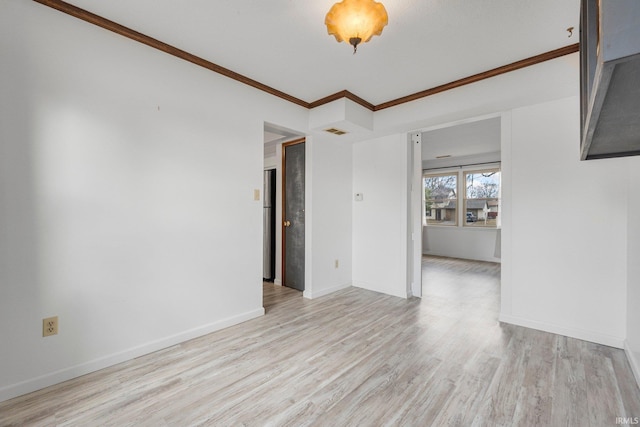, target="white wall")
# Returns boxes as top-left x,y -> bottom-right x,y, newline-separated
423,227 -> 500,263
0,1 -> 307,401
305,136 -> 353,298
627,157 -> 640,384
500,96 -> 628,348
373,54 -> 579,134
352,134 -> 408,299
